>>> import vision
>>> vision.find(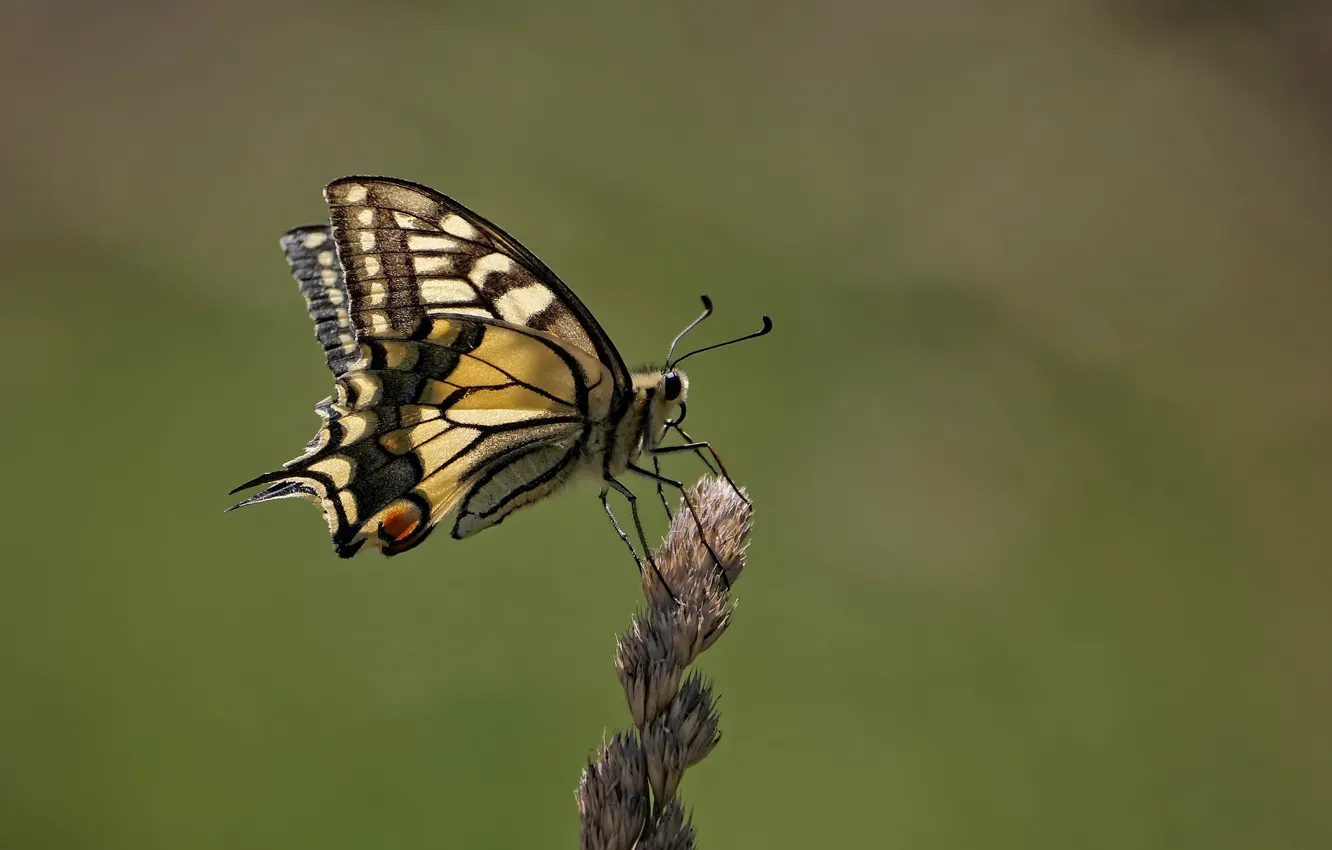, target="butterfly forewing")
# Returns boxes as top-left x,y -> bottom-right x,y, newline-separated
279,225 -> 360,378
323,177 -> 631,395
